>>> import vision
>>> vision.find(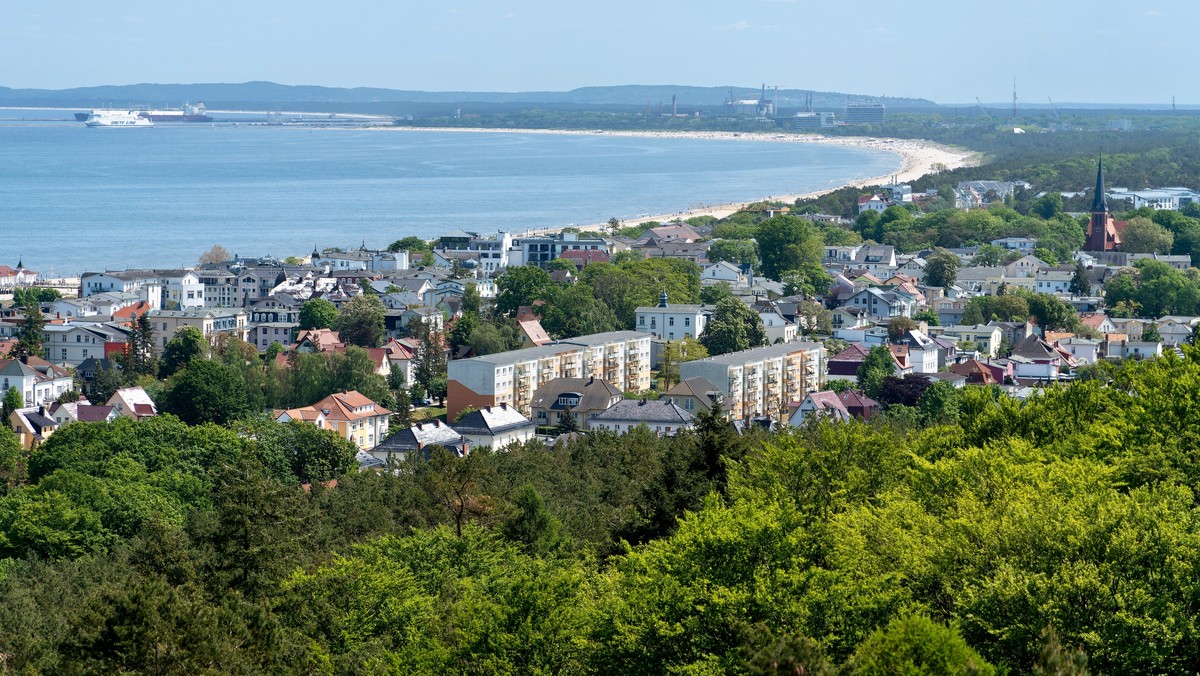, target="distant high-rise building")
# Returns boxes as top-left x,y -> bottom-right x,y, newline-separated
844,102 -> 886,124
